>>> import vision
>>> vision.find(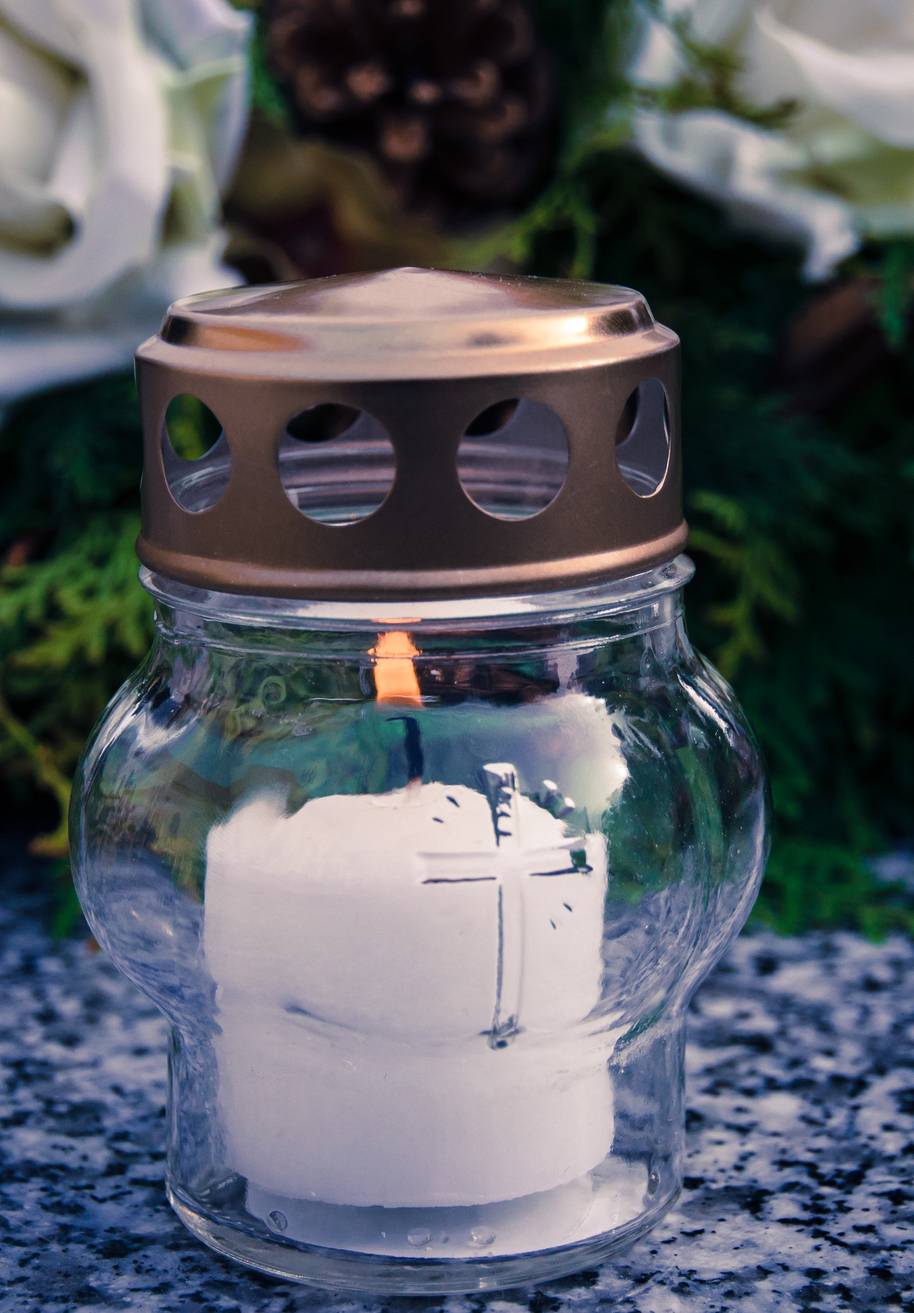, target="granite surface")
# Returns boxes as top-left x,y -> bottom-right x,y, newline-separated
1,852 -> 912,1313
